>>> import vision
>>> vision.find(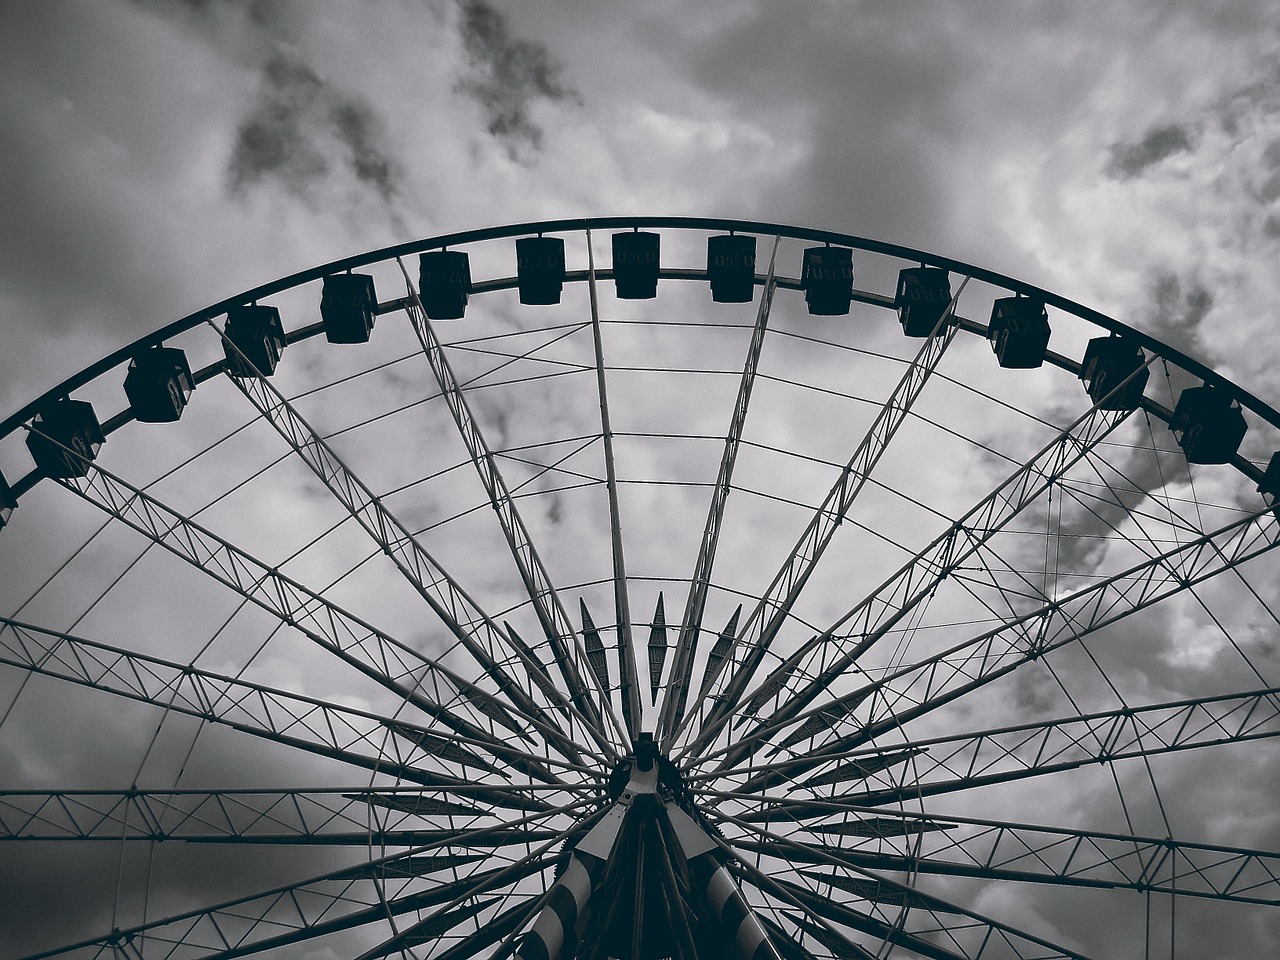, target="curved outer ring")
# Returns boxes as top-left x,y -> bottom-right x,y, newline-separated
4,216 -> 1276,496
